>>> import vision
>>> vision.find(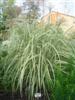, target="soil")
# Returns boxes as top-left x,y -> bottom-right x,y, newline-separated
0,91 -> 47,100
0,91 -> 27,100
